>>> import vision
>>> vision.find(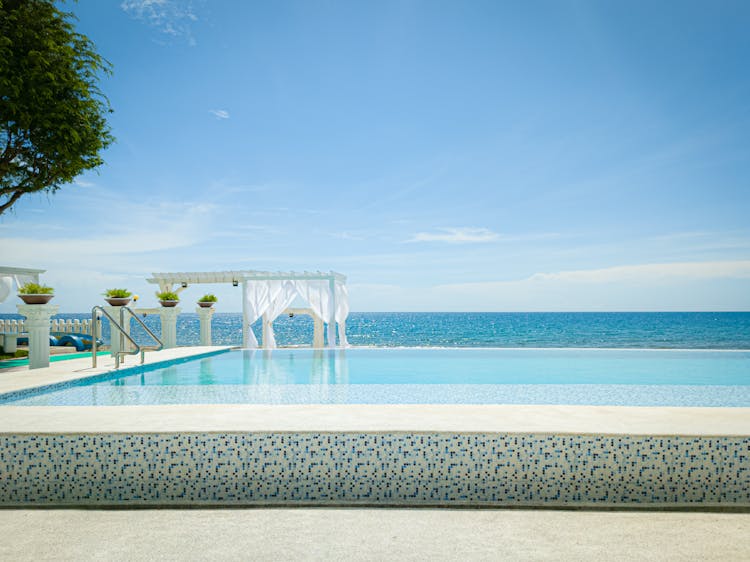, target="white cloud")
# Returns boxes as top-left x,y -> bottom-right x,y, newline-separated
409,227 -> 499,244
346,260 -> 750,312
74,179 -> 96,188
528,260 -> 750,284
209,109 -> 230,120
331,231 -> 364,241
423,260 -> 750,312
121,0 -> 198,43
